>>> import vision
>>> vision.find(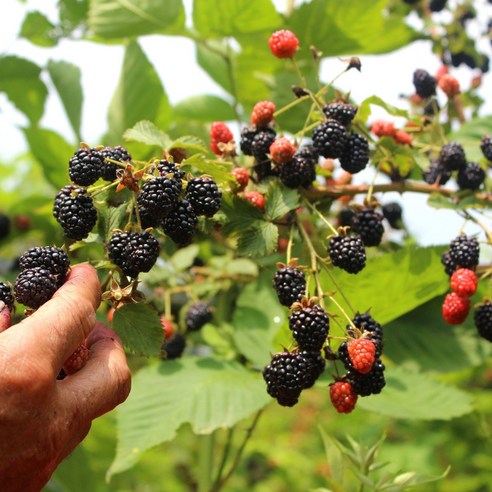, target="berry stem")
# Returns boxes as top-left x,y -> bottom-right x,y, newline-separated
303,199 -> 339,236
290,56 -> 307,88
286,224 -> 295,264
273,94 -> 310,118
87,180 -> 118,197
319,261 -> 356,315
212,427 -> 235,491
